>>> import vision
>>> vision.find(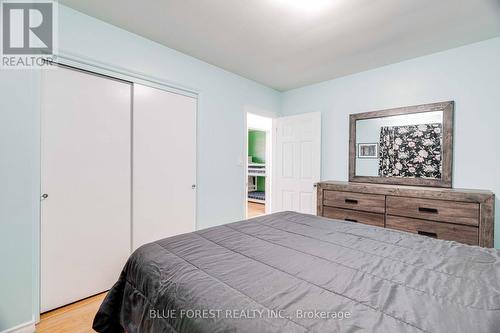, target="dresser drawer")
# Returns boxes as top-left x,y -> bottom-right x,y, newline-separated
386,196 -> 479,226
323,207 -> 385,227
386,215 -> 478,245
323,190 -> 385,214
